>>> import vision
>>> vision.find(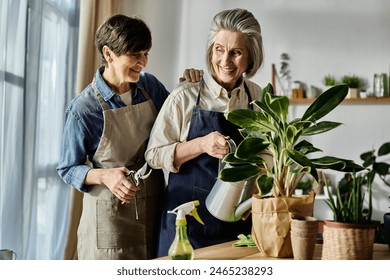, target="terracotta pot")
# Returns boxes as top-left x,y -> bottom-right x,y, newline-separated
322,220 -> 375,260
251,192 -> 315,258
290,215 -> 318,260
